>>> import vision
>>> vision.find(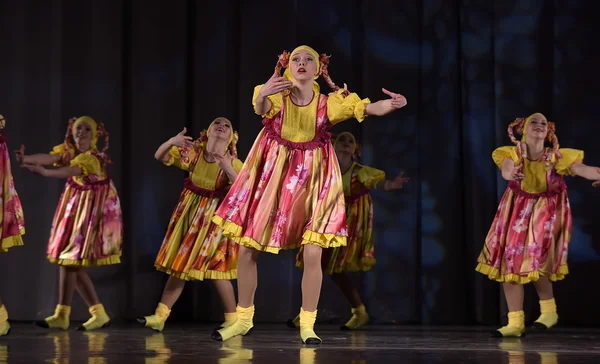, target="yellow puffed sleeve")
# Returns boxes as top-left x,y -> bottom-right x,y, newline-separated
70,153 -> 101,176
327,90 -> 371,125
357,165 -> 386,189
164,146 -> 197,172
555,148 -> 584,176
252,85 -> 282,119
492,146 -> 520,169
232,159 -> 244,174
49,144 -> 76,167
